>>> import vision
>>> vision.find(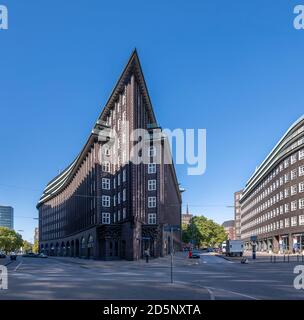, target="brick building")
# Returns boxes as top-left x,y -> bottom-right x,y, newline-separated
239,116 -> 304,253
37,51 -> 182,260
222,220 -> 235,240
